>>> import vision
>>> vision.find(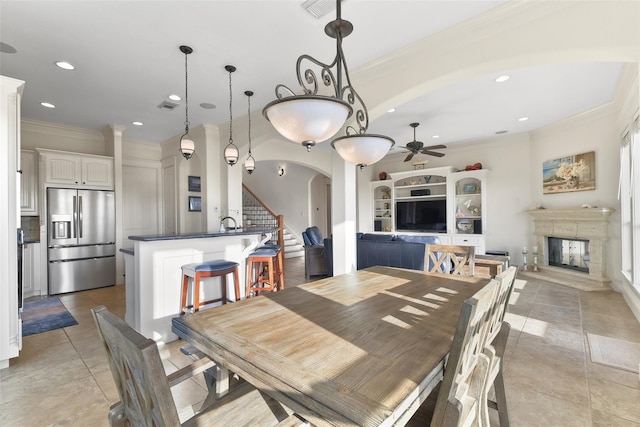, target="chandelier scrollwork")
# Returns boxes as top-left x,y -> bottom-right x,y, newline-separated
263,0 -> 393,167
